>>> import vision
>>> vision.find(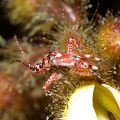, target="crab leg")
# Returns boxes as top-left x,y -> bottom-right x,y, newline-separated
43,73 -> 63,90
